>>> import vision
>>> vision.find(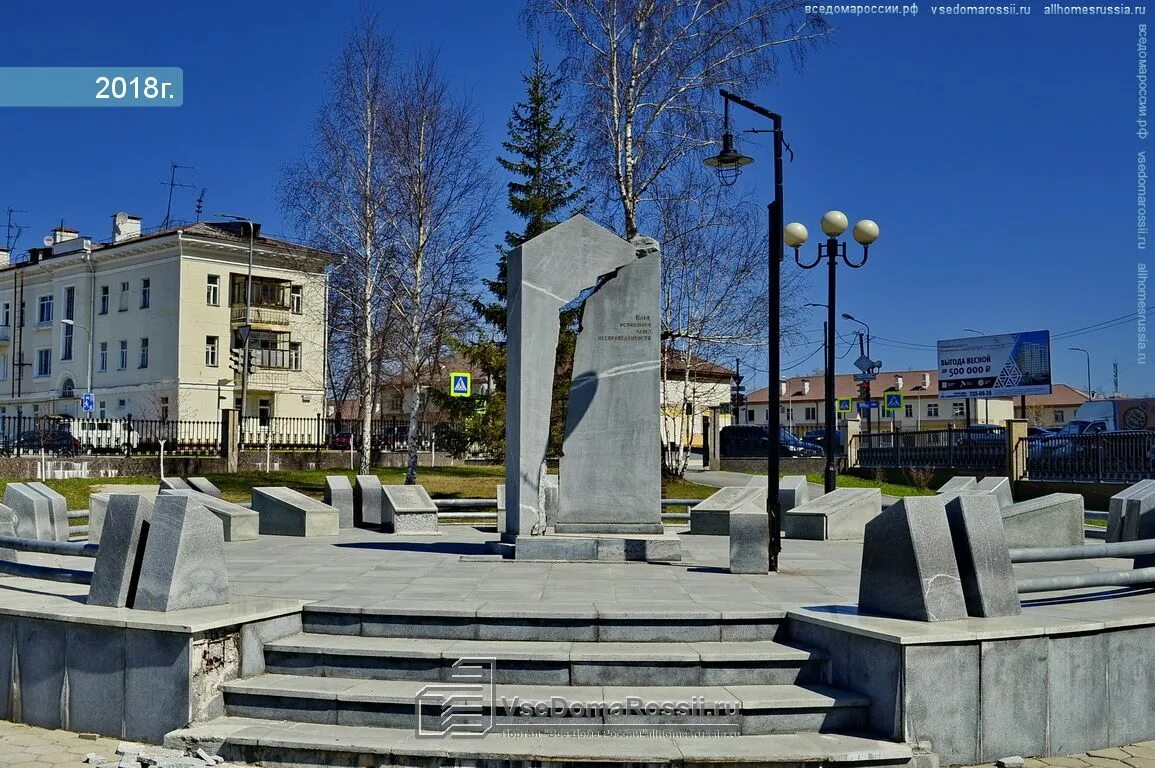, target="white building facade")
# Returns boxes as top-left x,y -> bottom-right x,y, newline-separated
0,218 -> 329,425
